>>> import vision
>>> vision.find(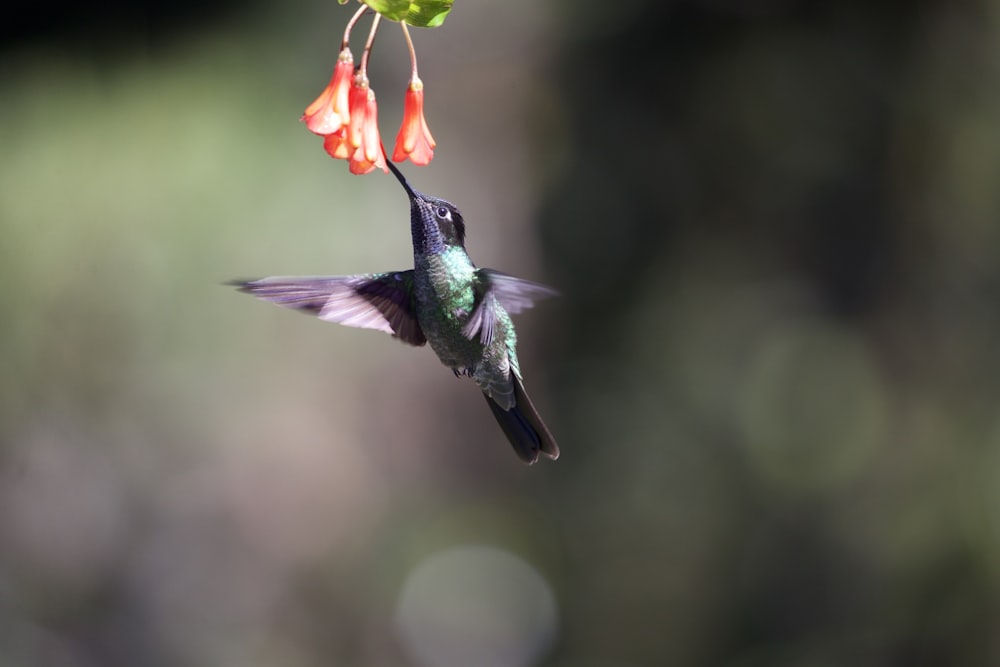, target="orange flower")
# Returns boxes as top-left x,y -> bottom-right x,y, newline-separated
322,127 -> 352,159
301,48 -> 354,135
344,74 -> 388,175
349,138 -> 388,175
392,78 -> 436,165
